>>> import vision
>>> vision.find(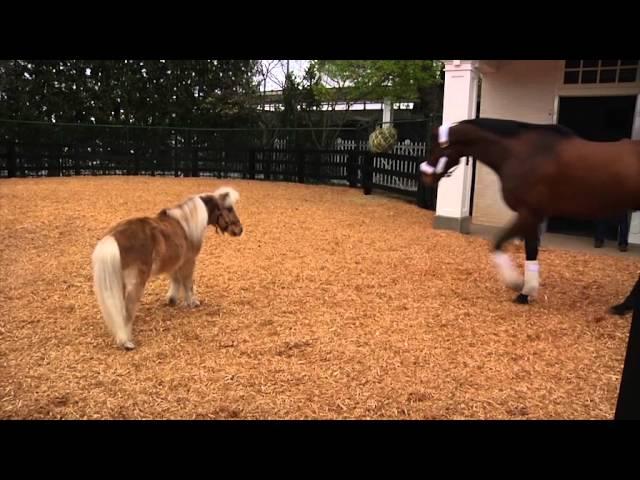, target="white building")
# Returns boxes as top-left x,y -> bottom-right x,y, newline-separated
434,60 -> 640,242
